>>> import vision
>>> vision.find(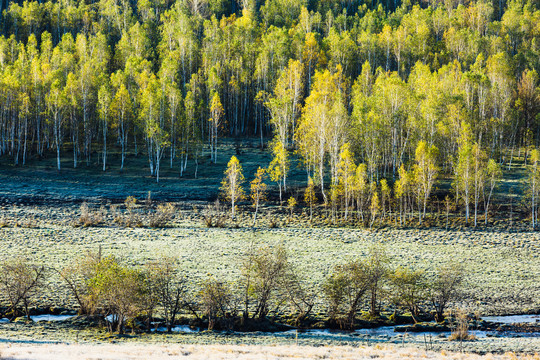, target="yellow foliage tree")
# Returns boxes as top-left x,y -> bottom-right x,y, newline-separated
209,92 -> 224,164
221,156 -> 245,218
304,176 -> 317,223
338,142 -> 356,220
268,139 -> 289,204
370,184 -> 380,228
250,167 -> 267,225
413,140 -> 439,223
